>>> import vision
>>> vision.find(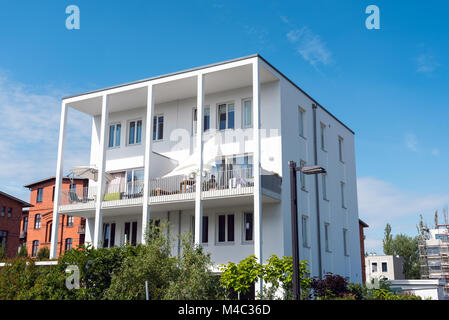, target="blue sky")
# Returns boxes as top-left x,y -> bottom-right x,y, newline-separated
0,0 -> 448,253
